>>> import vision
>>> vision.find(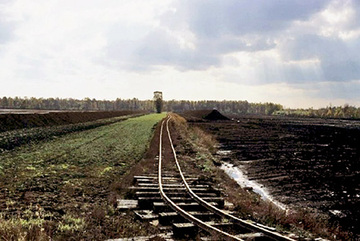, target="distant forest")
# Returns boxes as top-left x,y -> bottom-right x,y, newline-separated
274,105 -> 360,119
0,96 -> 282,115
1,96 -> 360,119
